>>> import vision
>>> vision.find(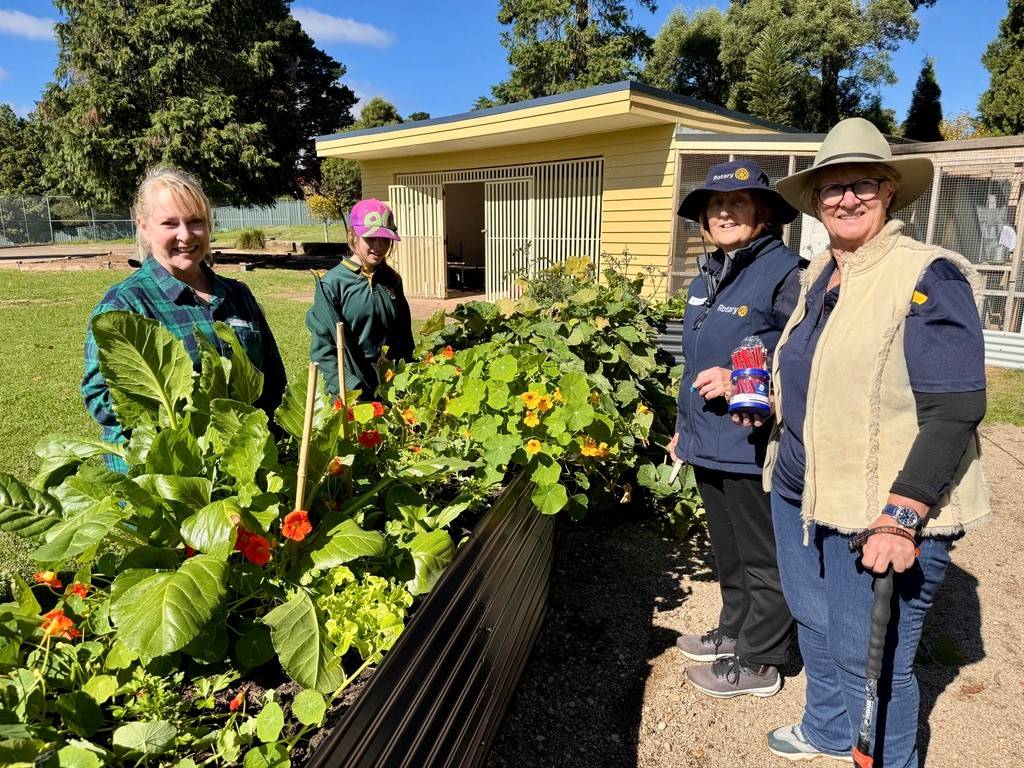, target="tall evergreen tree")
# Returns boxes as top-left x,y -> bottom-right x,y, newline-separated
979,0 -> 1024,135
0,106 -> 47,195
642,8 -> 728,106
41,0 -> 357,206
483,0 -> 657,105
903,57 -> 943,141
743,23 -> 799,125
